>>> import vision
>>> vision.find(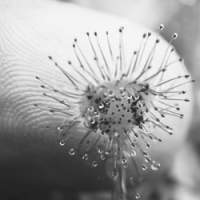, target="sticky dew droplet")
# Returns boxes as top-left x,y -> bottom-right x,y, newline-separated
68,148 -> 76,156
97,147 -> 103,154
131,150 -> 137,157
57,126 -> 63,131
121,158 -> 127,164
98,103 -> 104,109
121,158 -> 128,168
123,163 -> 128,168
92,161 -> 98,168
135,192 -> 141,199
88,106 -> 94,112
142,164 -> 148,171
150,161 -> 160,171
59,140 -> 65,146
